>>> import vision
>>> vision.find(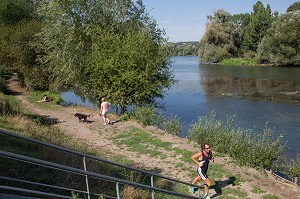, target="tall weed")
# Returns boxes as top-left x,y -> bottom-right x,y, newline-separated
162,115 -> 182,136
132,106 -> 157,126
189,111 -> 285,169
